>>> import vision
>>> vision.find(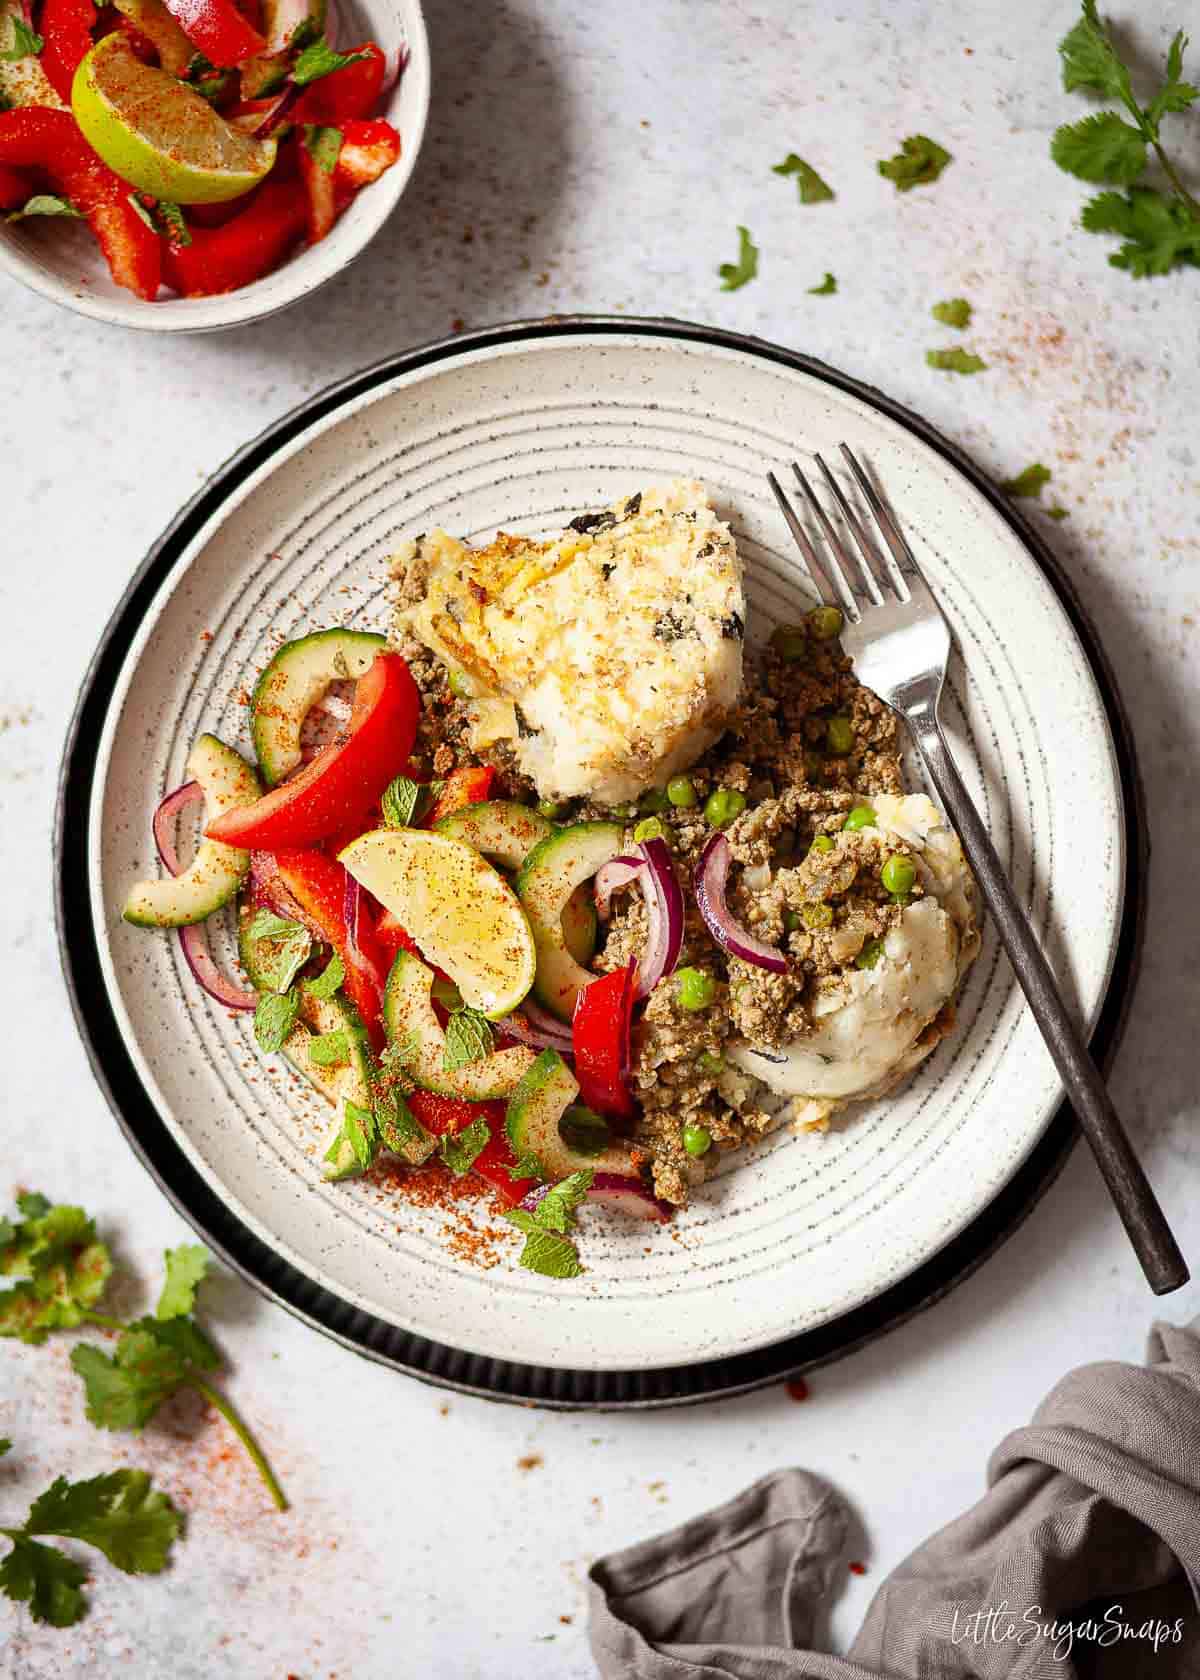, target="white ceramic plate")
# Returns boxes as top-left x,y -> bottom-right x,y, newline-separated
59,321 -> 1141,1403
